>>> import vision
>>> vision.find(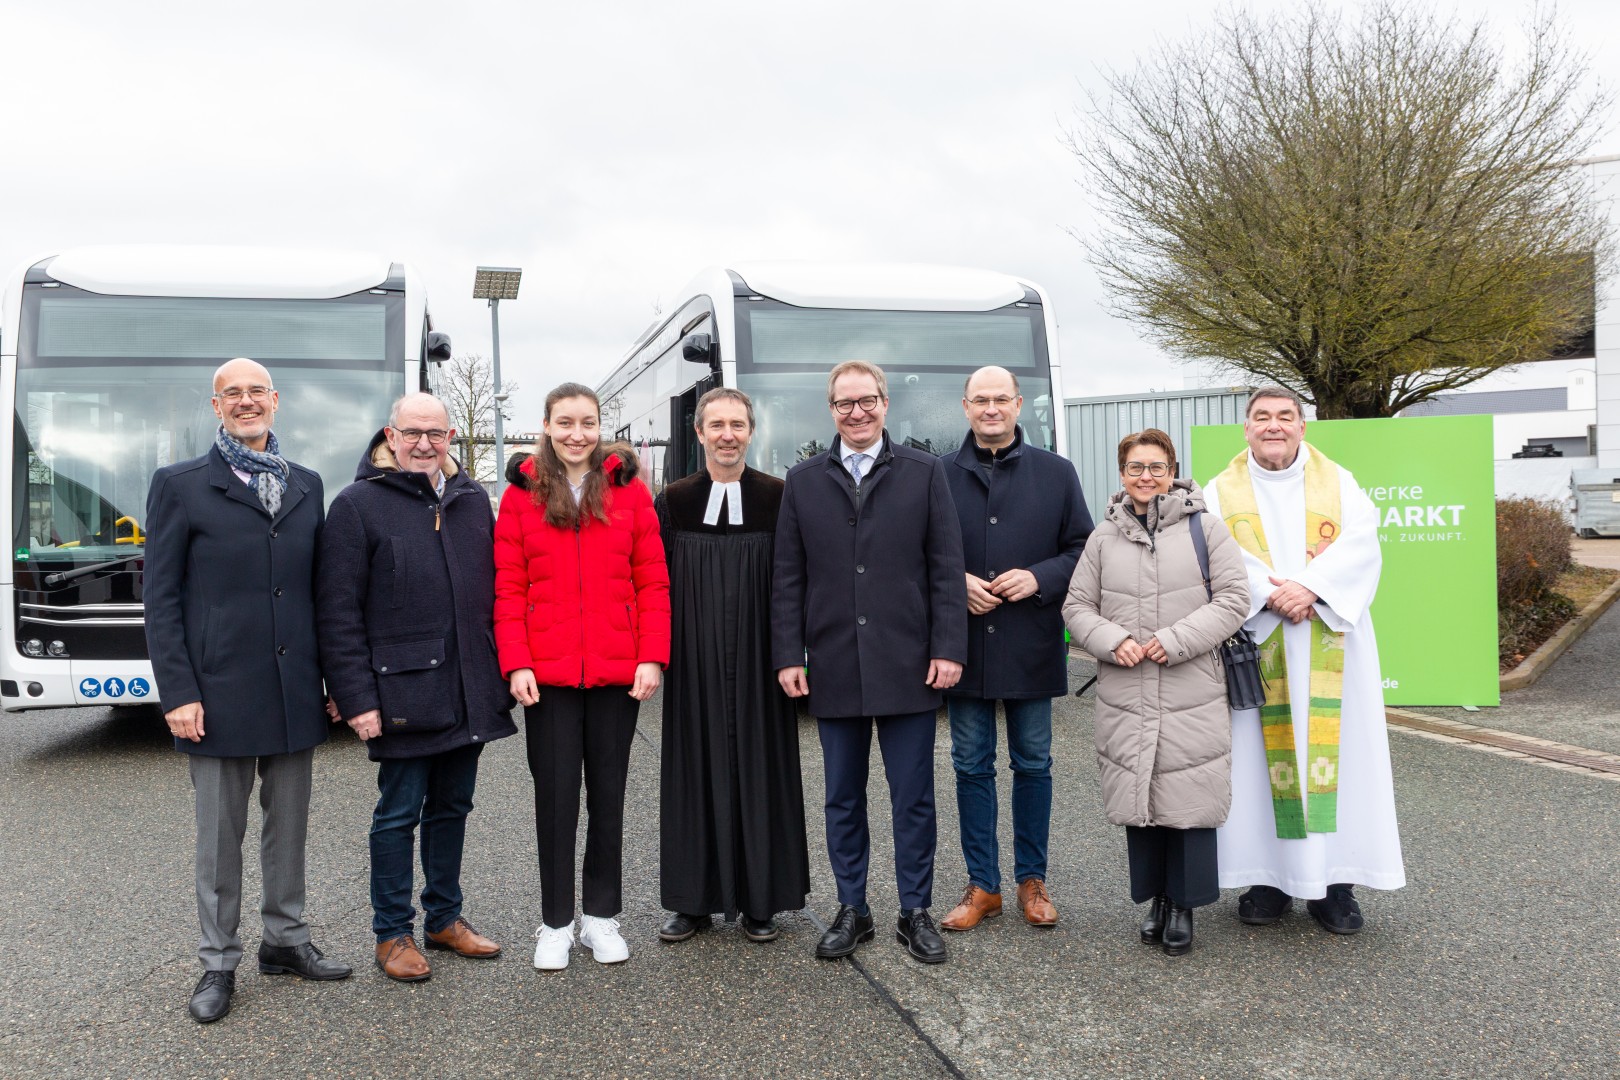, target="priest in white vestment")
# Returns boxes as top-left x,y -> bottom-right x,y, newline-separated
1204,387 -> 1405,934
